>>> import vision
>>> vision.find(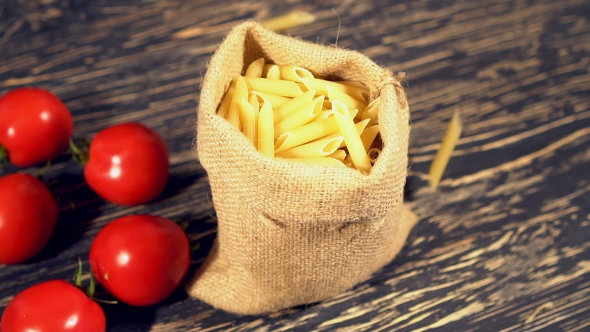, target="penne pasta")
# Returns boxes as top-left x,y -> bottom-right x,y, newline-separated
361,97 -> 381,125
279,65 -> 314,82
251,91 -> 290,108
360,125 -> 380,151
429,111 -> 463,190
239,98 -> 258,146
260,10 -> 316,32
327,149 -> 347,162
266,65 -> 281,80
217,85 -> 235,119
221,59 -> 382,172
326,85 -> 367,114
228,76 -> 249,129
245,57 -> 265,78
257,102 -> 274,158
368,148 -> 381,163
243,76 -> 304,97
248,91 -> 260,111
320,109 -> 334,118
274,96 -> 323,138
275,116 -> 336,152
273,89 -> 316,123
322,107 -> 357,119
300,78 -> 369,104
344,125 -> 380,165
323,118 -> 370,148
275,108 -> 360,152
333,101 -> 372,173
275,136 -> 344,158
278,157 -> 346,168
